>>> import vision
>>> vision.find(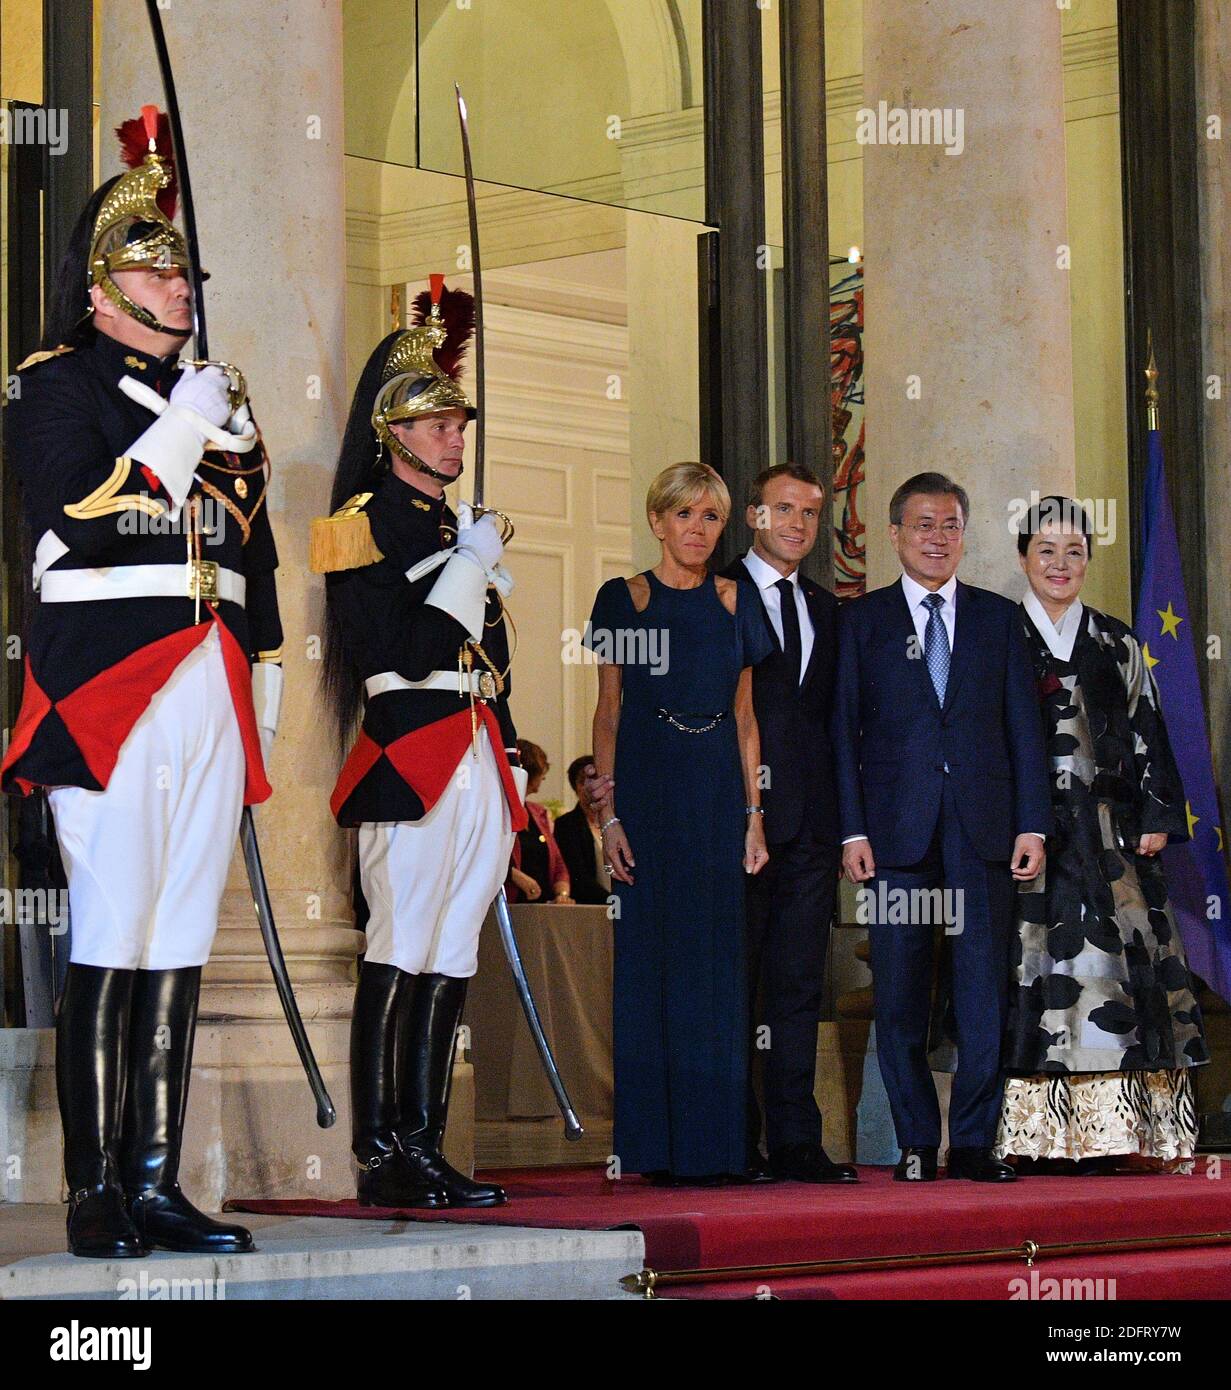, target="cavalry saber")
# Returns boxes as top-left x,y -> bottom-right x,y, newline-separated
493,893 -> 583,1140
456,85 -> 583,1140
241,814 -> 336,1128
145,0 -> 336,1128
